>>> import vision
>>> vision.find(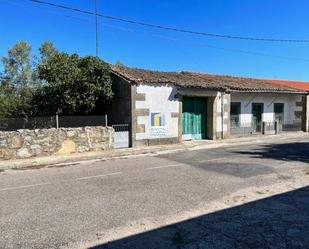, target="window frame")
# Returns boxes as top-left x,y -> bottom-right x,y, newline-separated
230,102 -> 241,127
